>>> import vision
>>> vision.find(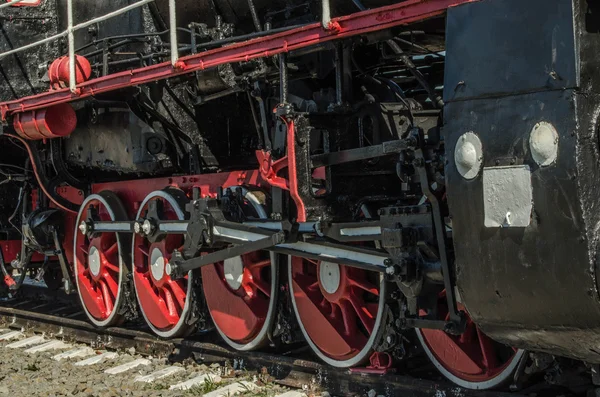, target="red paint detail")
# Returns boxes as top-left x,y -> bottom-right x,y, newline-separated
291,256 -> 380,361
74,198 -> 121,322
349,352 -> 395,374
48,55 -> 92,90
202,250 -> 271,344
13,103 -> 77,140
133,196 -> 189,332
255,119 -> 306,222
312,167 -> 326,180
5,0 -> 41,6
327,21 -> 342,33
1,240 -> 22,264
0,0 -> 477,117
173,61 -> 187,71
92,170 -> 263,216
418,291 -> 519,383
283,119 -> 307,222
56,185 -> 84,205
4,134 -> 77,213
3,275 -> 15,288
255,150 -> 289,190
